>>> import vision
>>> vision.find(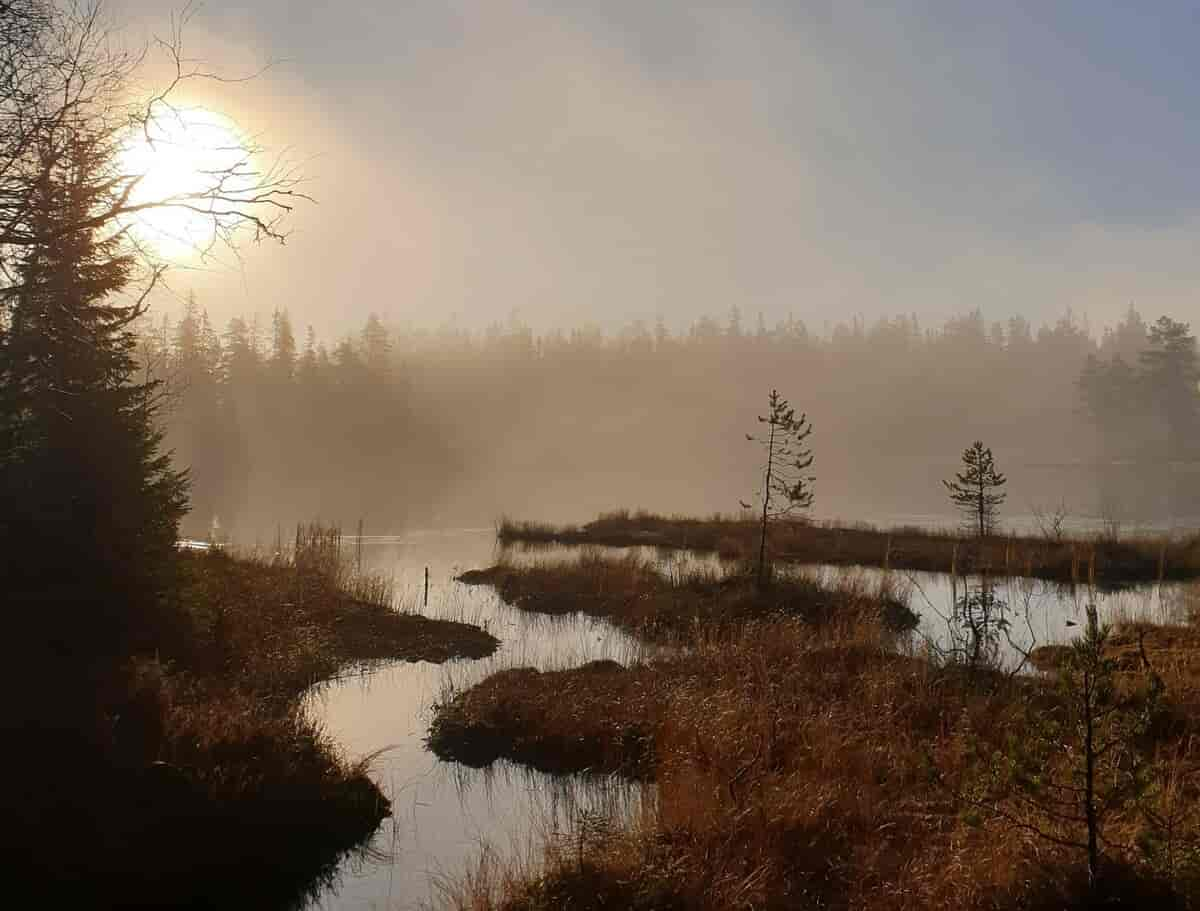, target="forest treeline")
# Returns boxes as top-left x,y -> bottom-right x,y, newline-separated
143,302 -> 1199,539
